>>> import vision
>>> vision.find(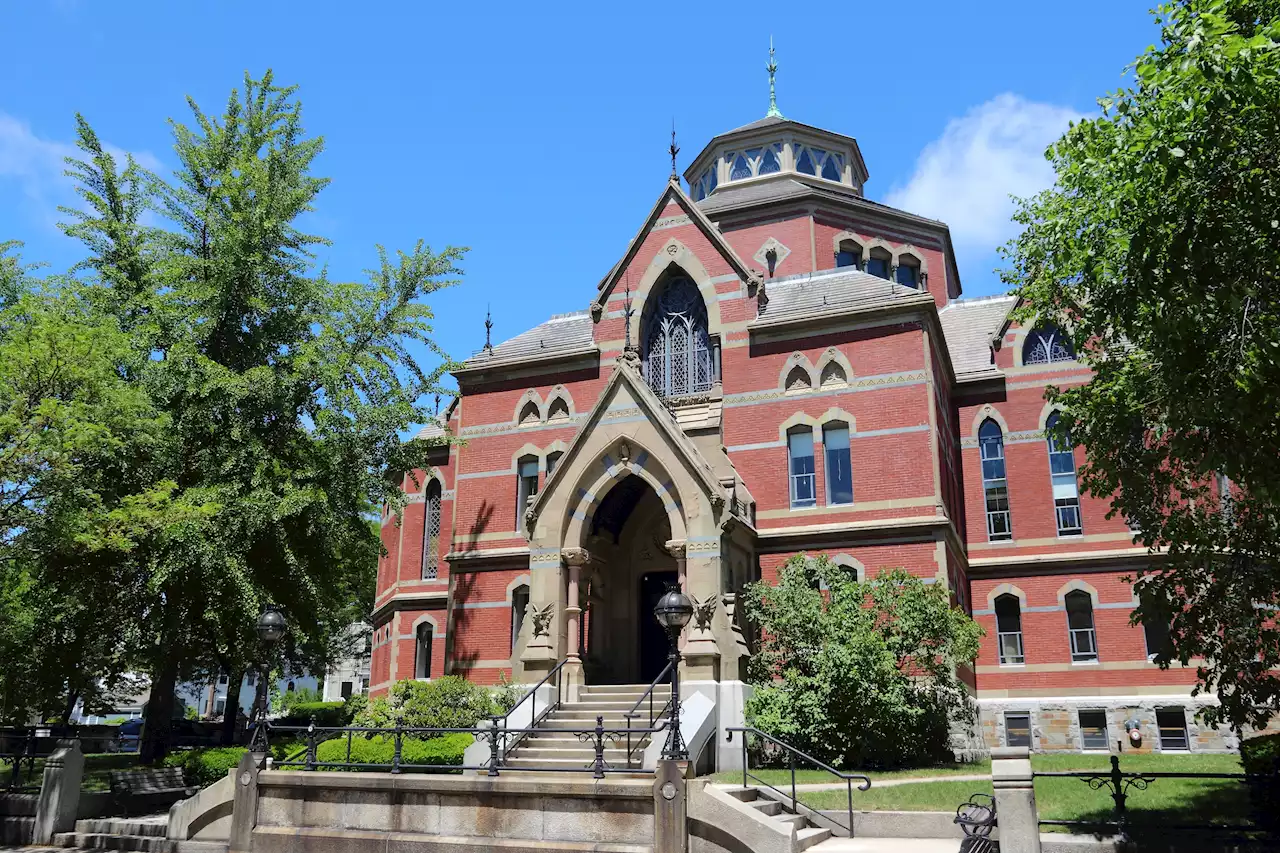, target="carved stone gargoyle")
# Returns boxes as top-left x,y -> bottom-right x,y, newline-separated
530,603 -> 556,638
